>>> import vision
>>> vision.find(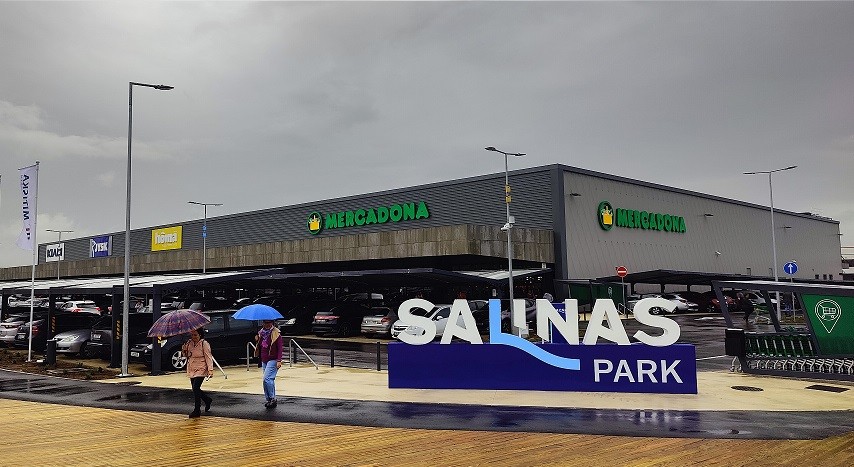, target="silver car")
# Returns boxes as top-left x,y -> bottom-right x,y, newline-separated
53,328 -> 93,356
360,307 -> 397,337
1,312 -> 48,346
